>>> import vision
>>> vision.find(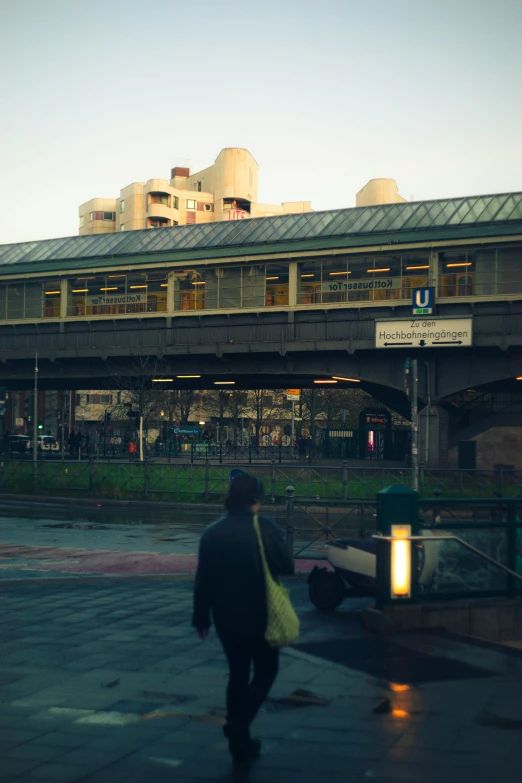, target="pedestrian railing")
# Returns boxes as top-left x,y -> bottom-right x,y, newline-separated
0,459 -> 522,507
374,488 -> 522,607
